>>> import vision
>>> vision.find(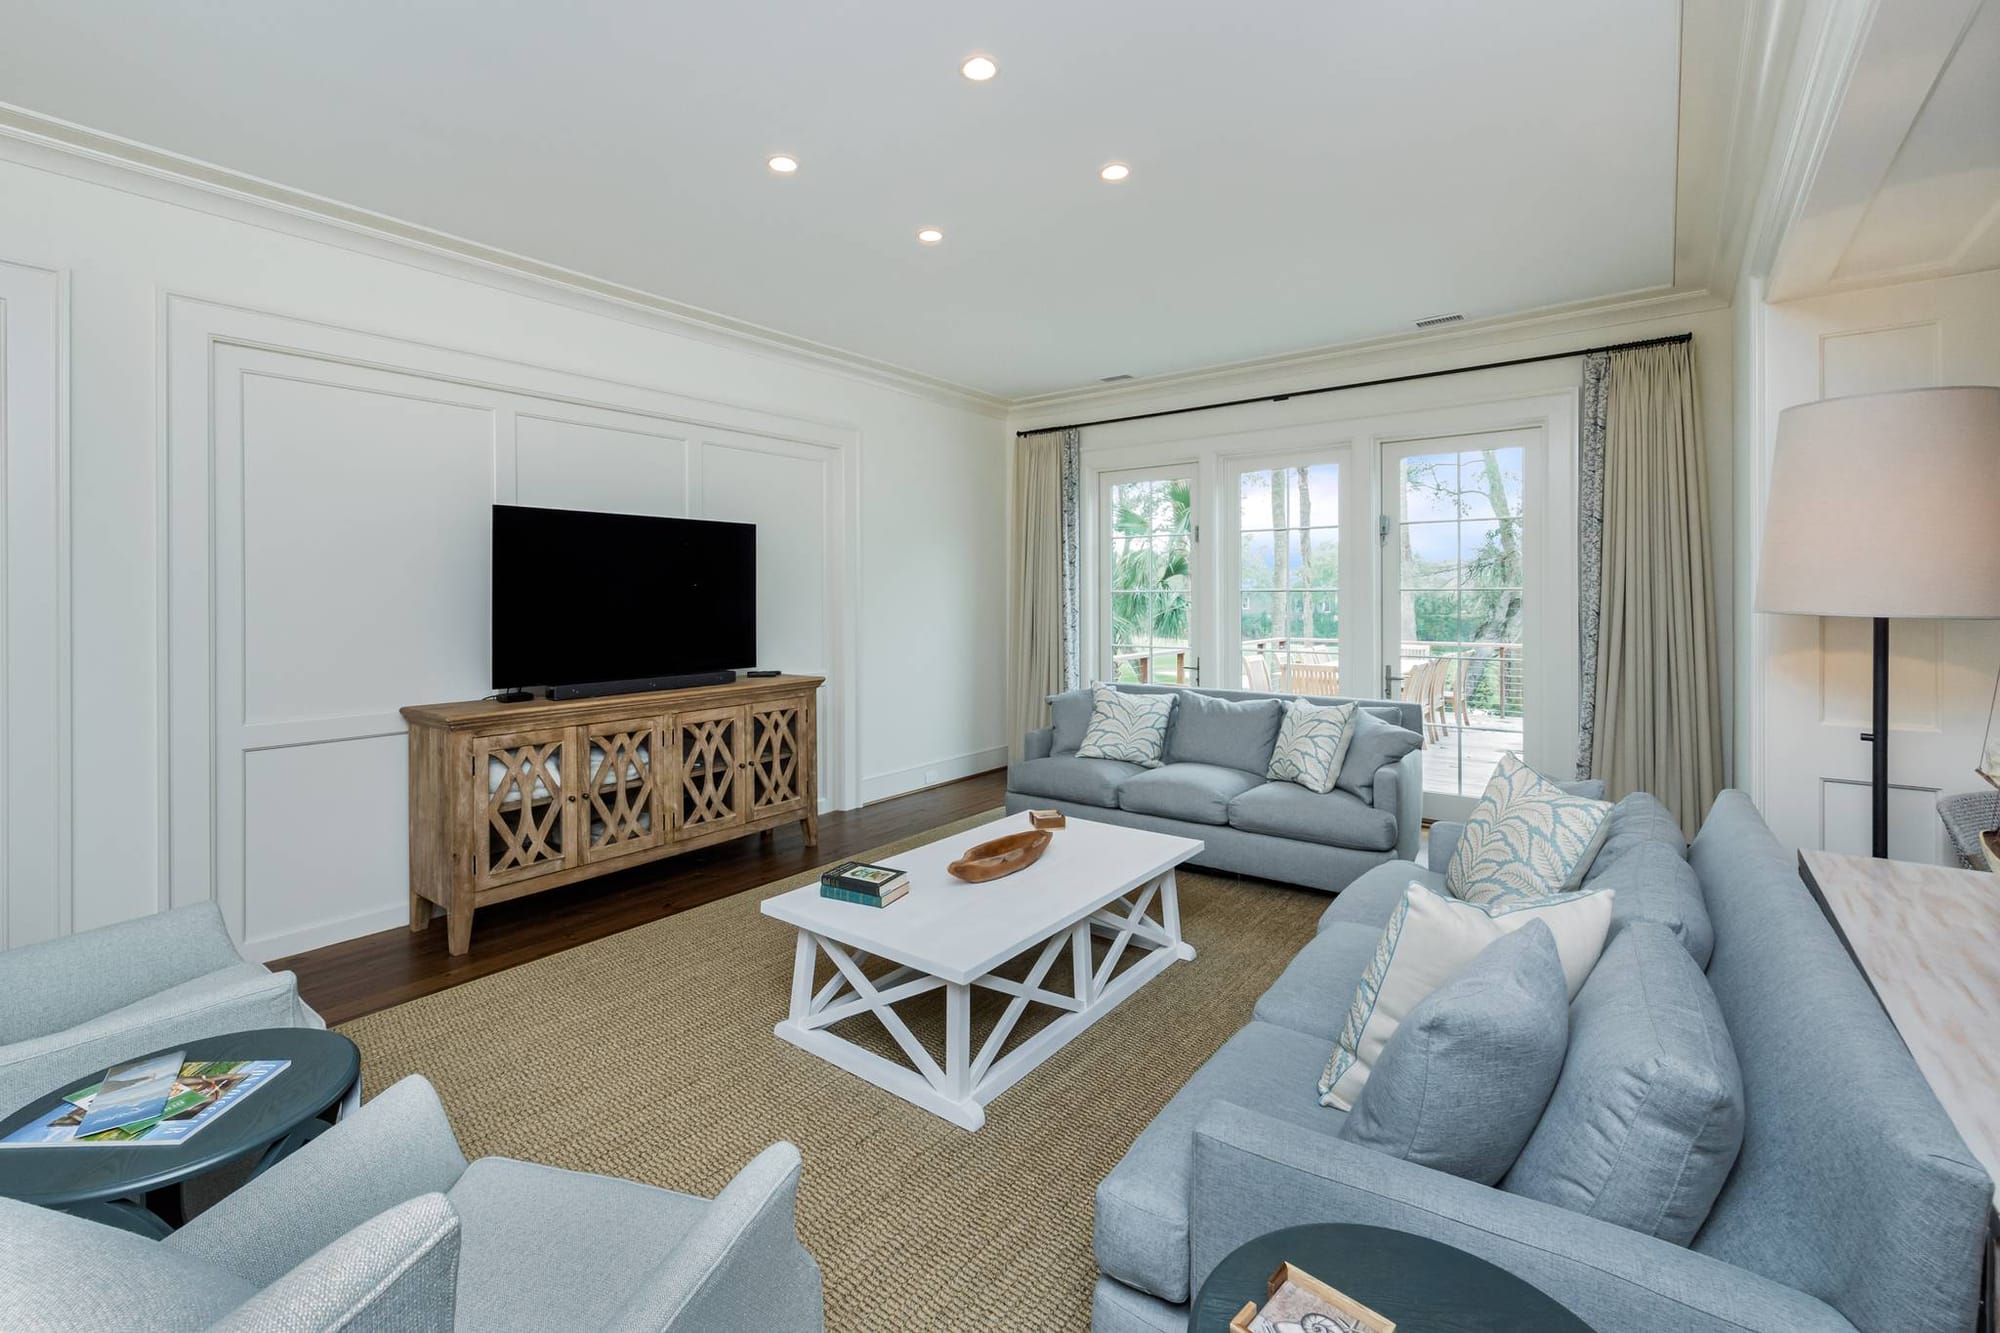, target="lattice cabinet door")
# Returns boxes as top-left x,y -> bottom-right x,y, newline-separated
475,727 -> 577,890
747,699 -> 808,817
671,704 -> 746,839
580,718 -> 665,863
